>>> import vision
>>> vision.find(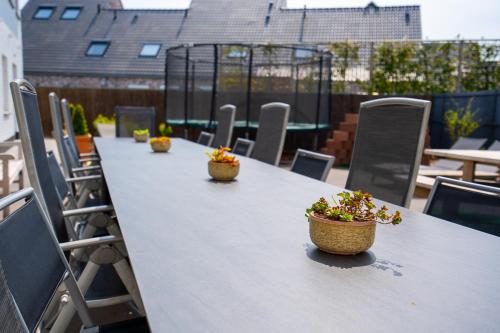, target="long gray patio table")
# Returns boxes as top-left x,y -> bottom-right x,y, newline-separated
95,137 -> 500,333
